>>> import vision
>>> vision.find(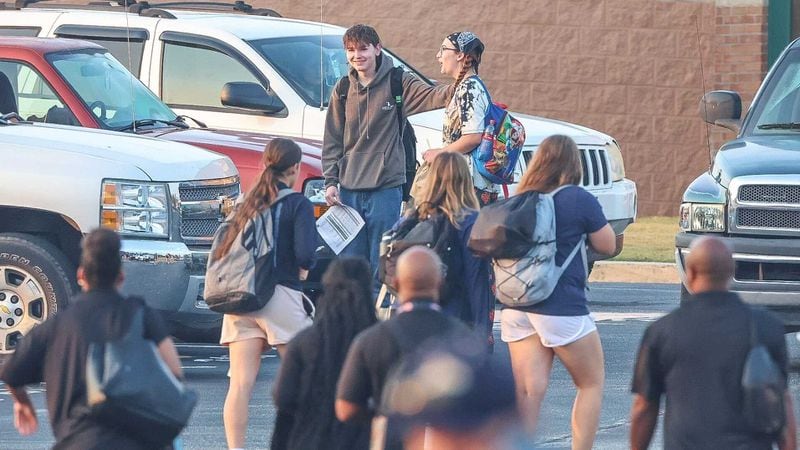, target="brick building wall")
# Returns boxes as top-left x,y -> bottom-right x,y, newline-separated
256,0 -> 768,216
